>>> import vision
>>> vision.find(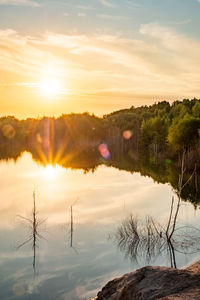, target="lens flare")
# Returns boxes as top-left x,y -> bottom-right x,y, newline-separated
123,130 -> 133,140
98,143 -> 111,160
1,124 -> 16,139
